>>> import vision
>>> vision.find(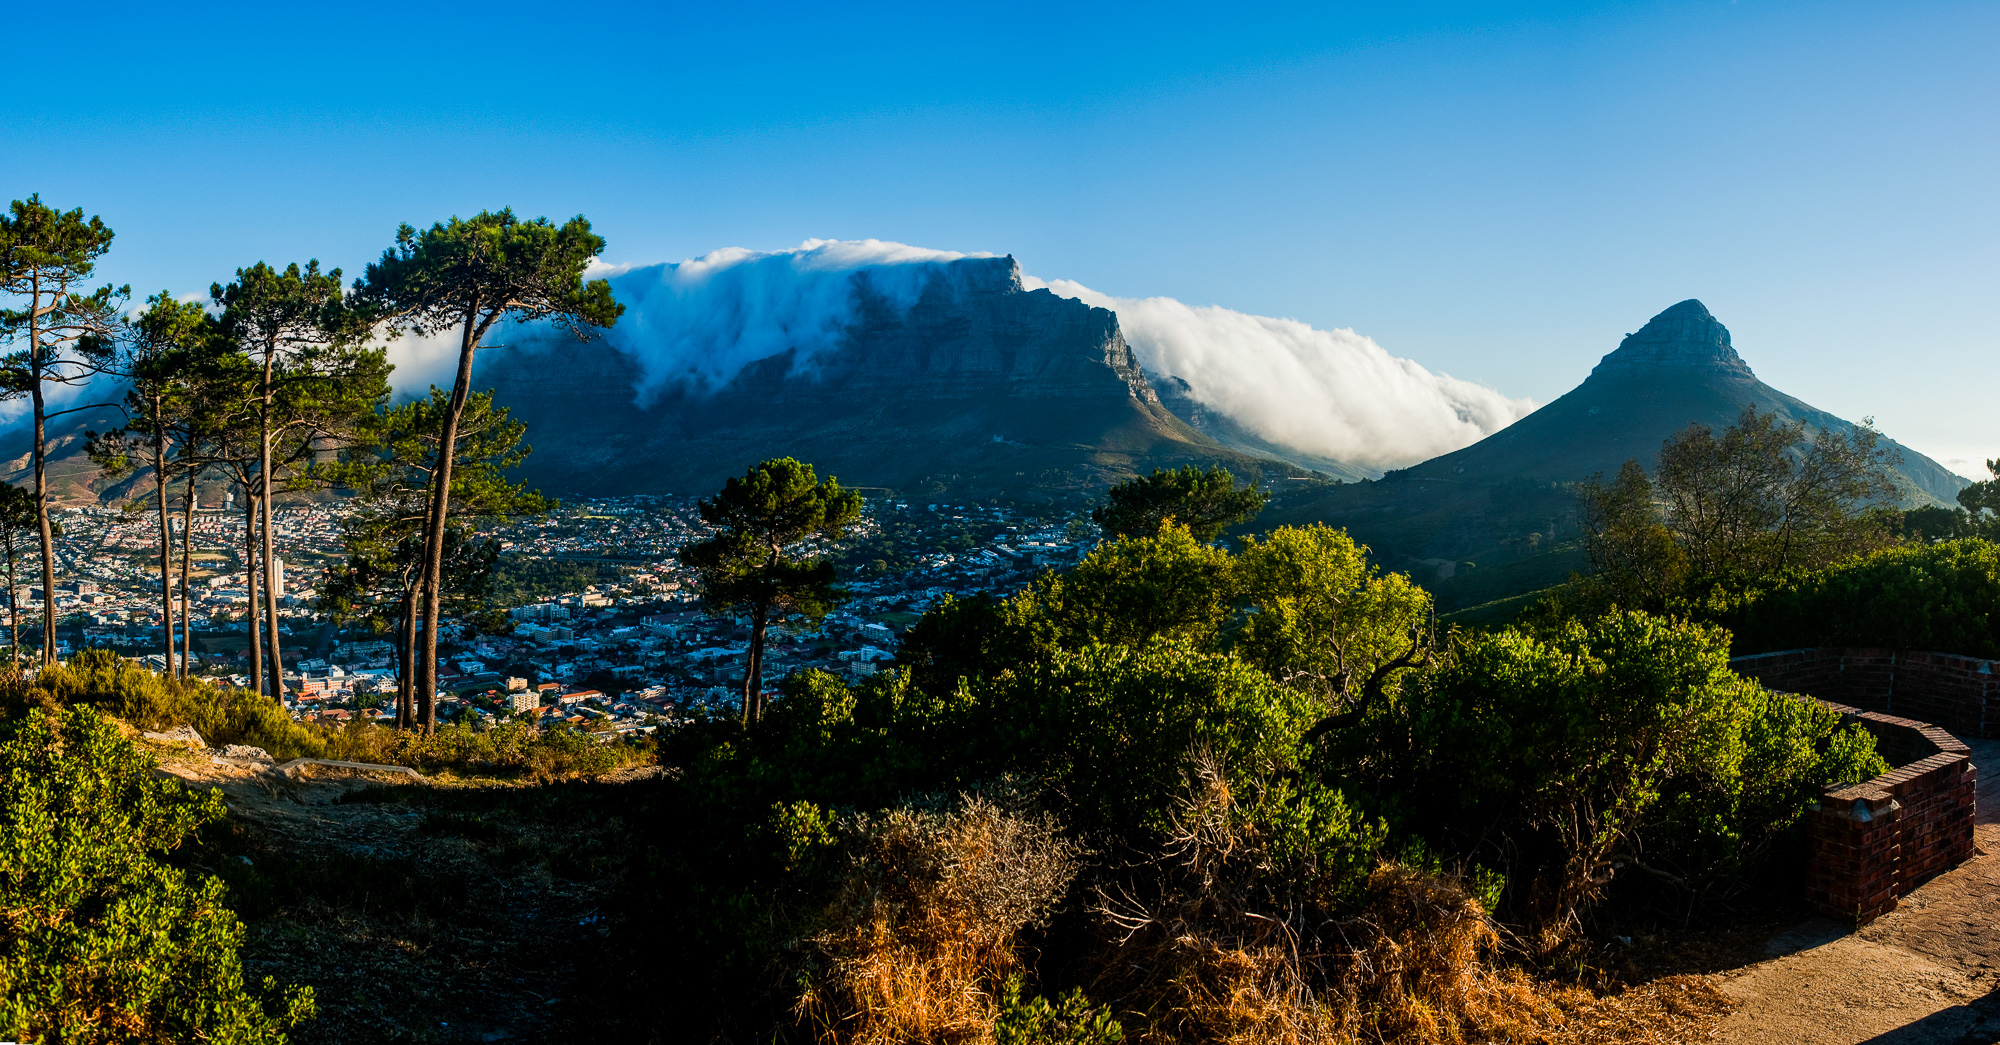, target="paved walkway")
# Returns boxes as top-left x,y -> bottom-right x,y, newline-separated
1715,739 -> 2000,1045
